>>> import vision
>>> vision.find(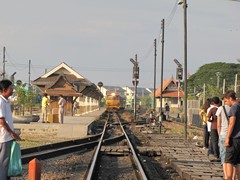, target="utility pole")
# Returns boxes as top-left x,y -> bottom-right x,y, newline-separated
183,0 -> 188,141
235,74 -> 237,93
223,79 -> 225,94
2,46 -> 6,79
28,60 -> 31,89
153,38 -> 157,116
203,83 -> 206,105
160,19 -> 165,115
178,0 -> 188,141
216,72 -> 220,88
130,54 -> 139,121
